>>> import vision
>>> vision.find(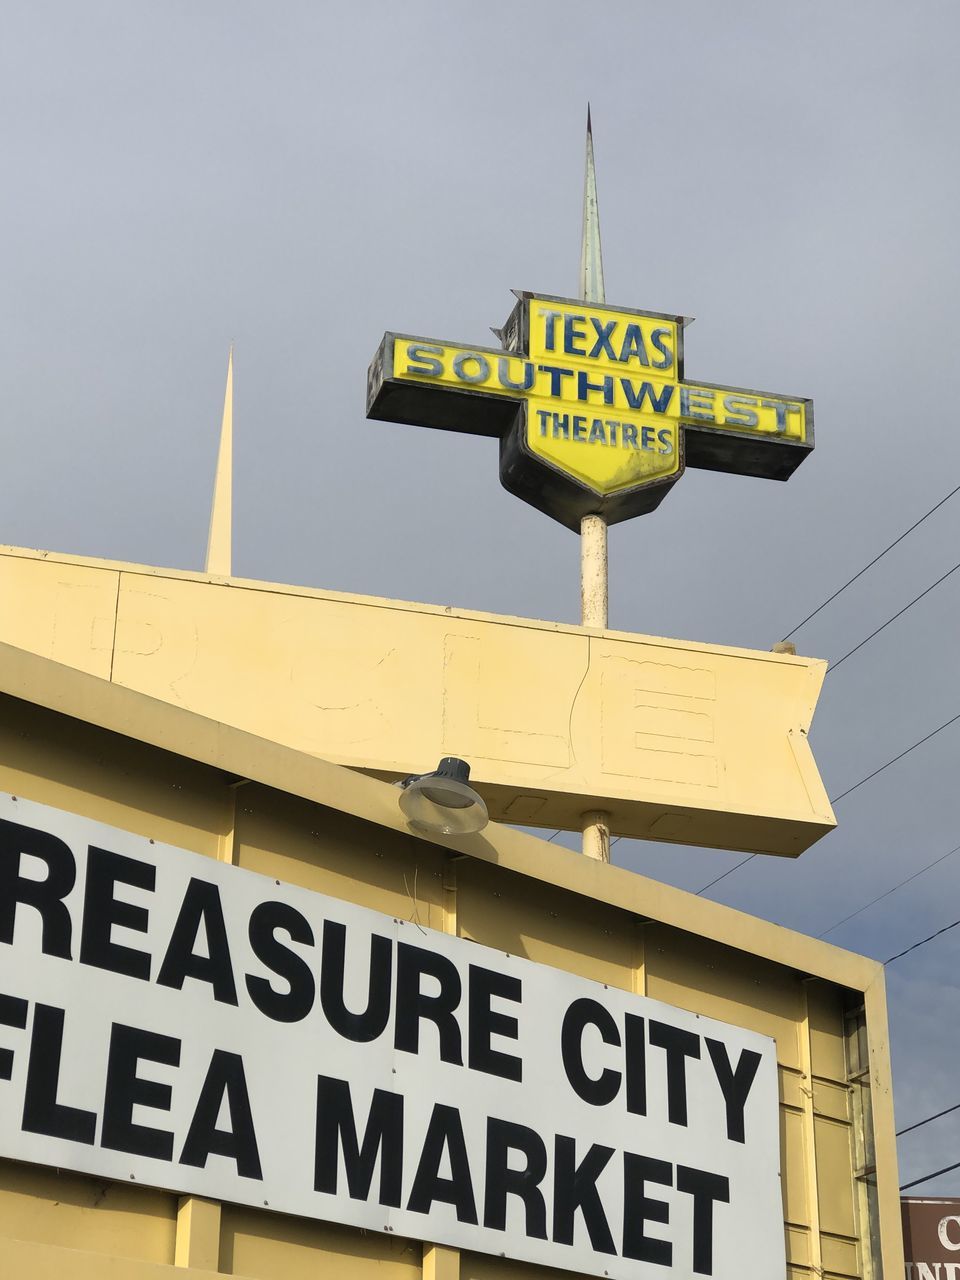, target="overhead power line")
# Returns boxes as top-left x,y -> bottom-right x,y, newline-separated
829,710 -> 960,804
696,855 -> 755,895
818,840 -> 960,939
886,915 -> 960,965
825,557 -> 960,676
902,1159 -> 960,1192
784,479 -> 960,640
696,711 -> 960,895
898,1101 -> 960,1139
